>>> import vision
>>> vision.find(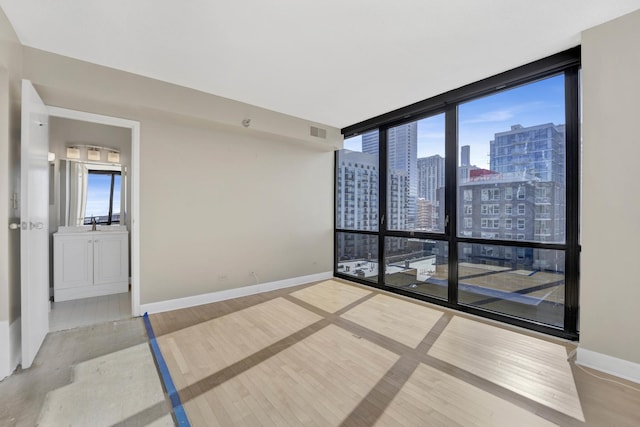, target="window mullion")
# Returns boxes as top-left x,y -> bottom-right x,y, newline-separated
445,105 -> 458,305
378,127 -> 388,287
